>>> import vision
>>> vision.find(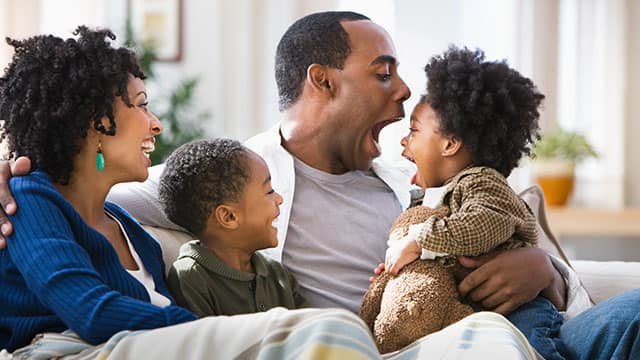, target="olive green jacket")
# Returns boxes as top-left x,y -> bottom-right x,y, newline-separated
167,240 -> 306,317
